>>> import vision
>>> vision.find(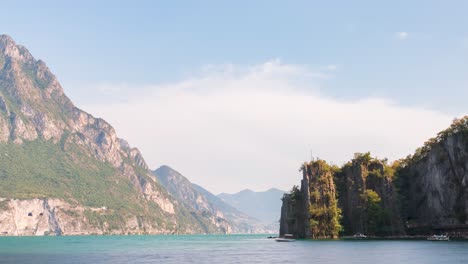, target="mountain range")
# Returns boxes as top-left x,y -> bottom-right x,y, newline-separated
153,165 -> 275,233
218,188 -> 285,227
0,35 -> 275,235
